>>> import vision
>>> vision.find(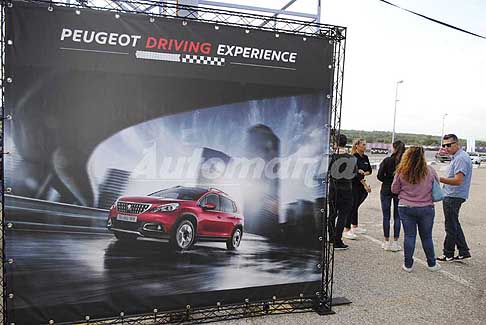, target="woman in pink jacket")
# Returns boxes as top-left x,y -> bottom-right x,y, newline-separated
391,146 -> 441,272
